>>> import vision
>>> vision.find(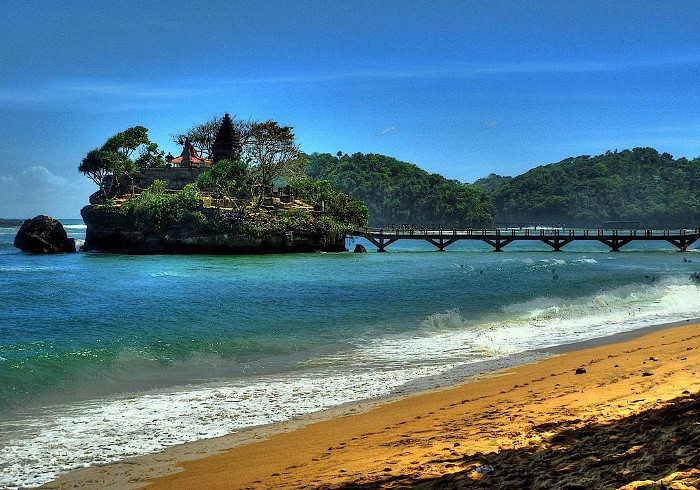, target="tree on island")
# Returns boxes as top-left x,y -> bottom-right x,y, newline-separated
196,159 -> 250,212
78,149 -> 122,200
245,120 -> 304,206
79,126 -> 165,198
288,175 -> 370,229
